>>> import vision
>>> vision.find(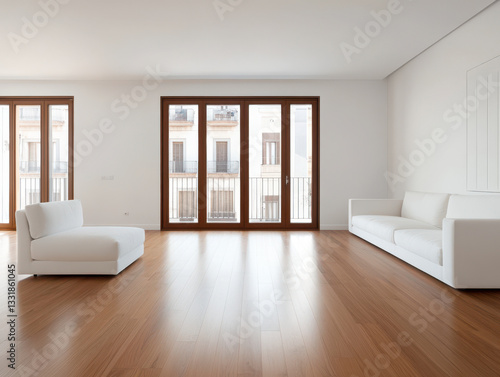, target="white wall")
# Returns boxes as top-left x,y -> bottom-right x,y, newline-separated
0,79 -> 387,229
387,2 -> 500,198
